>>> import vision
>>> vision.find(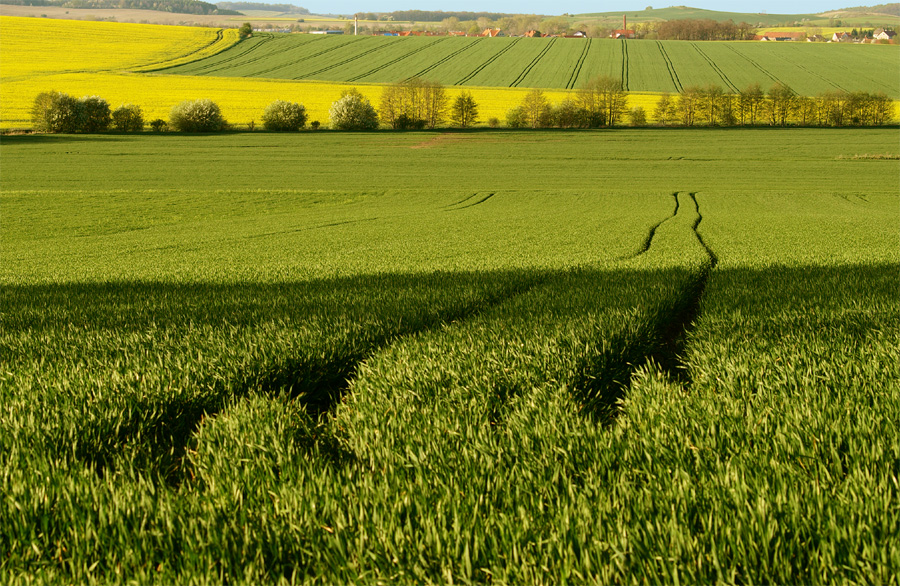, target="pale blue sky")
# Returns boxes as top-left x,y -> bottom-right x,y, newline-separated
305,1 -> 840,16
